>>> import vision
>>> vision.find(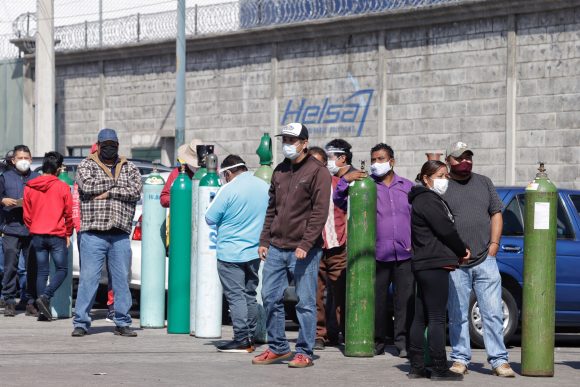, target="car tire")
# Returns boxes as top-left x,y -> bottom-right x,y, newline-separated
468,287 -> 518,349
